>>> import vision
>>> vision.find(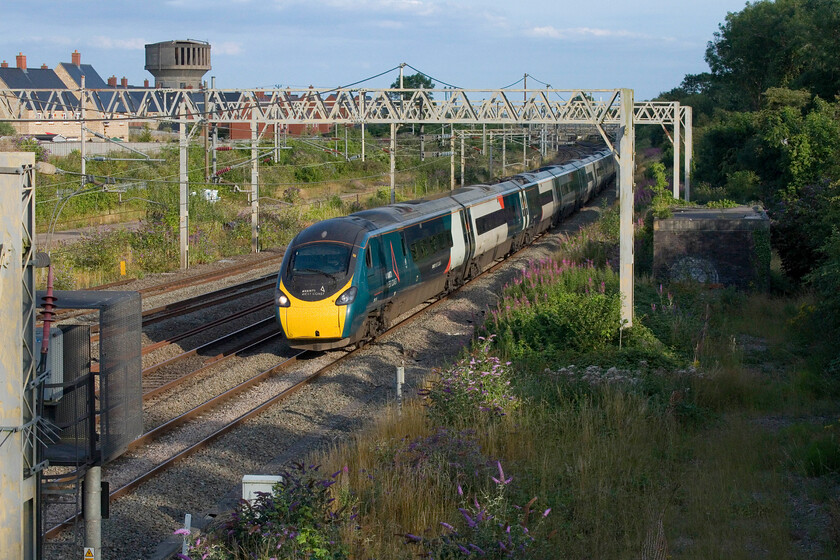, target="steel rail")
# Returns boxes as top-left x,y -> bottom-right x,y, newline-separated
43,181 -> 614,540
